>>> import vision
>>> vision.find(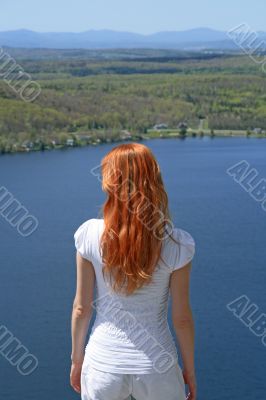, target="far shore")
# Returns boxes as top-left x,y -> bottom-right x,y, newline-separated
147,128 -> 266,138
1,128 -> 265,156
